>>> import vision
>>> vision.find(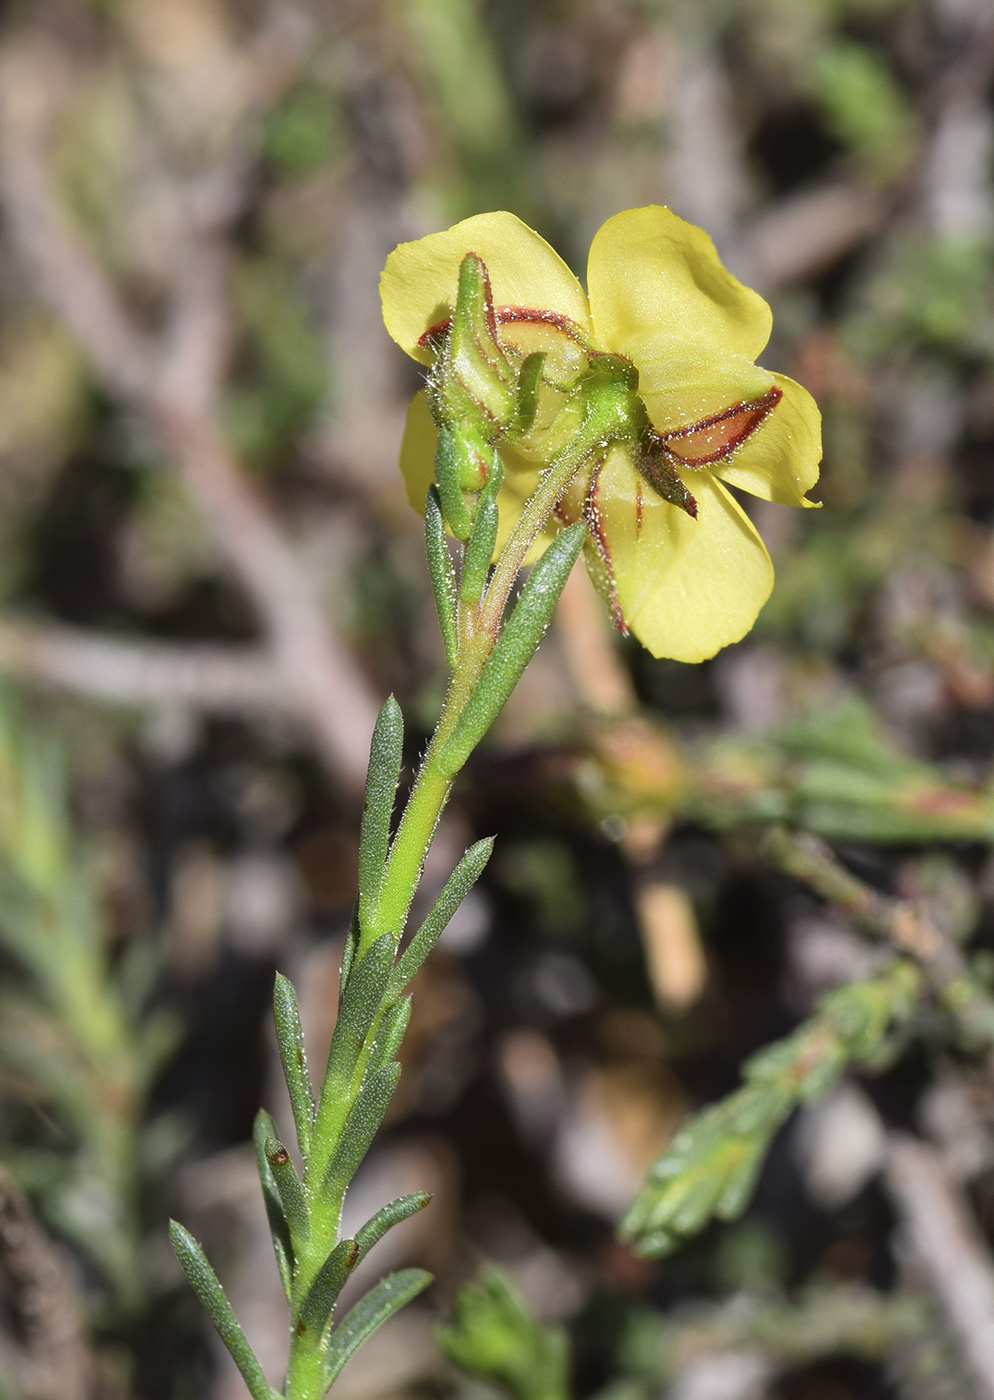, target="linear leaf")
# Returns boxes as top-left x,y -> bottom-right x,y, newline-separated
367,997 -> 411,1075
273,974 -> 314,1157
321,1063 -> 401,1198
426,487 -> 458,669
252,1110 -> 293,1299
170,1221 -> 275,1400
323,1269 -> 433,1388
320,932 -> 396,1105
265,1137 -> 310,1247
461,494 -> 499,603
438,523 -> 586,774
358,698 -> 404,932
385,838 -> 493,1001
295,1237 -> 360,1339
355,1192 -> 431,1264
